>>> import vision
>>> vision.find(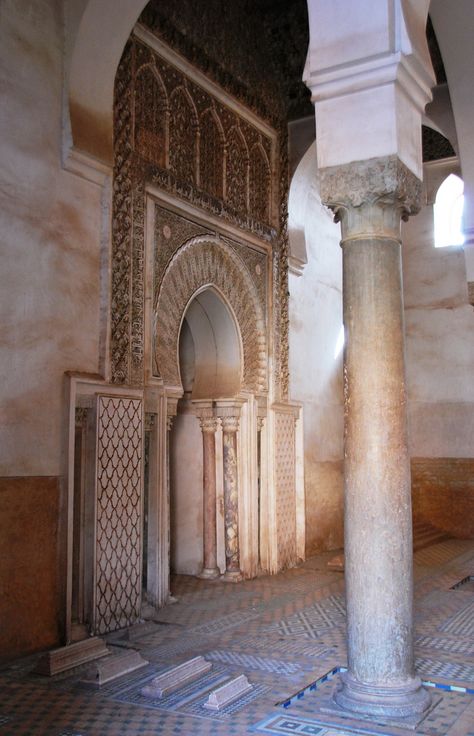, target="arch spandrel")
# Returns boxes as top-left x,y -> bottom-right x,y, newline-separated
154,236 -> 267,394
